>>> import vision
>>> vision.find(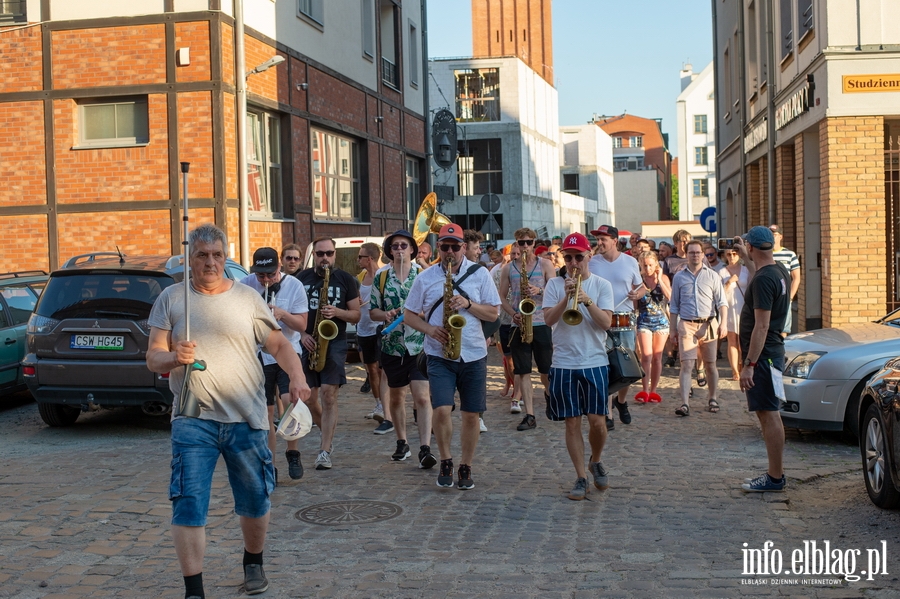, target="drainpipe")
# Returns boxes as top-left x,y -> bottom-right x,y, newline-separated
738,0 -> 748,233
711,0 -> 722,231
765,0 -> 776,226
235,0 -> 250,267
421,0 -> 432,196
